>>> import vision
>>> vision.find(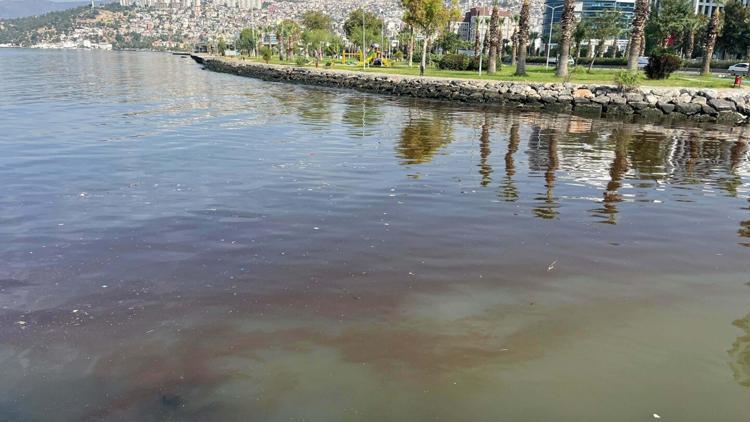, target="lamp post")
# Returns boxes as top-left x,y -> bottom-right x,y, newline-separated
362,10 -> 366,69
544,4 -> 563,70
